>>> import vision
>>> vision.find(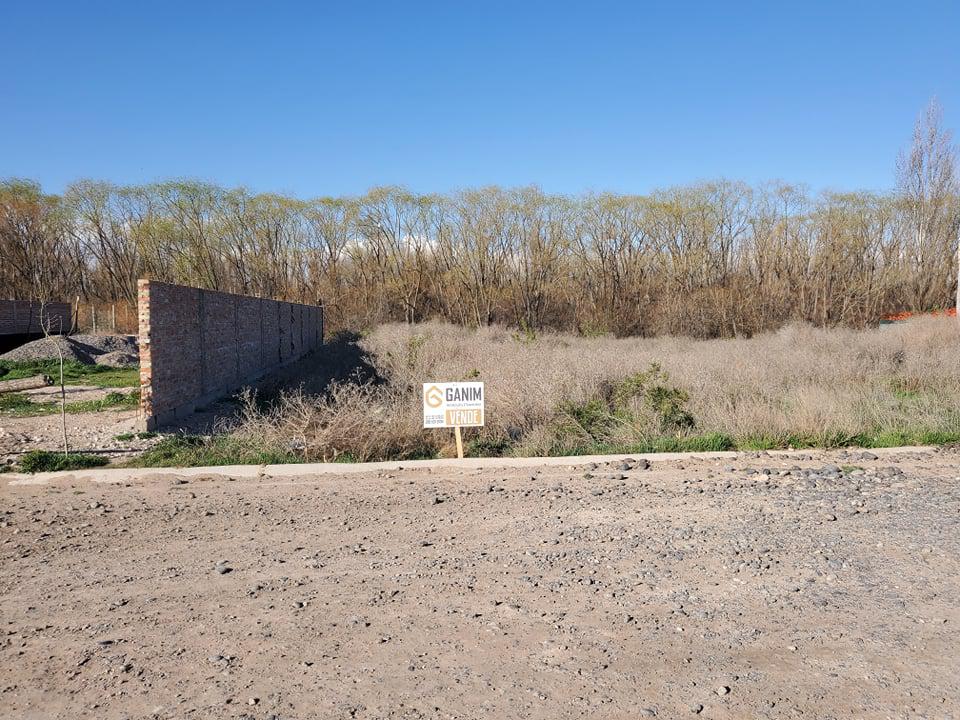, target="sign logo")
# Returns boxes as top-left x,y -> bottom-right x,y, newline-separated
424,384 -> 444,409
